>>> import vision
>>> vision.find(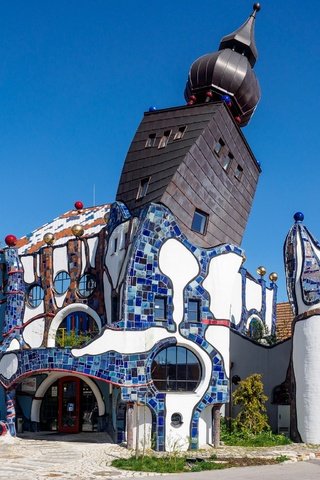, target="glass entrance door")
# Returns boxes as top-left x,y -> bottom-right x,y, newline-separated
58,377 -> 81,433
